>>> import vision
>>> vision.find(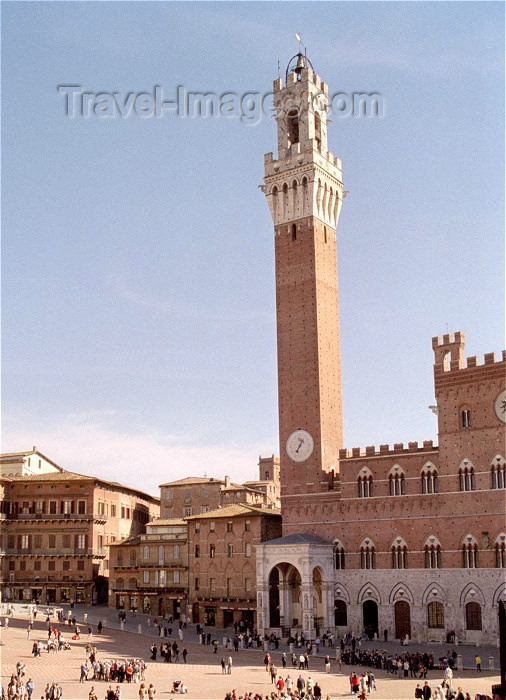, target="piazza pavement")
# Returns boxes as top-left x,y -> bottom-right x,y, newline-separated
0,604 -> 500,700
